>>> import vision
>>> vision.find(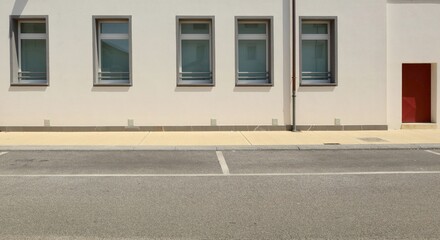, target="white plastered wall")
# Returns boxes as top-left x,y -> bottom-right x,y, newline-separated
0,0 -> 291,127
387,1 -> 440,129
295,0 -> 388,126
